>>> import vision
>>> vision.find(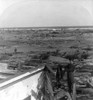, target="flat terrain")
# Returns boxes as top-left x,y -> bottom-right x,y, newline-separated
0,27 -> 93,99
